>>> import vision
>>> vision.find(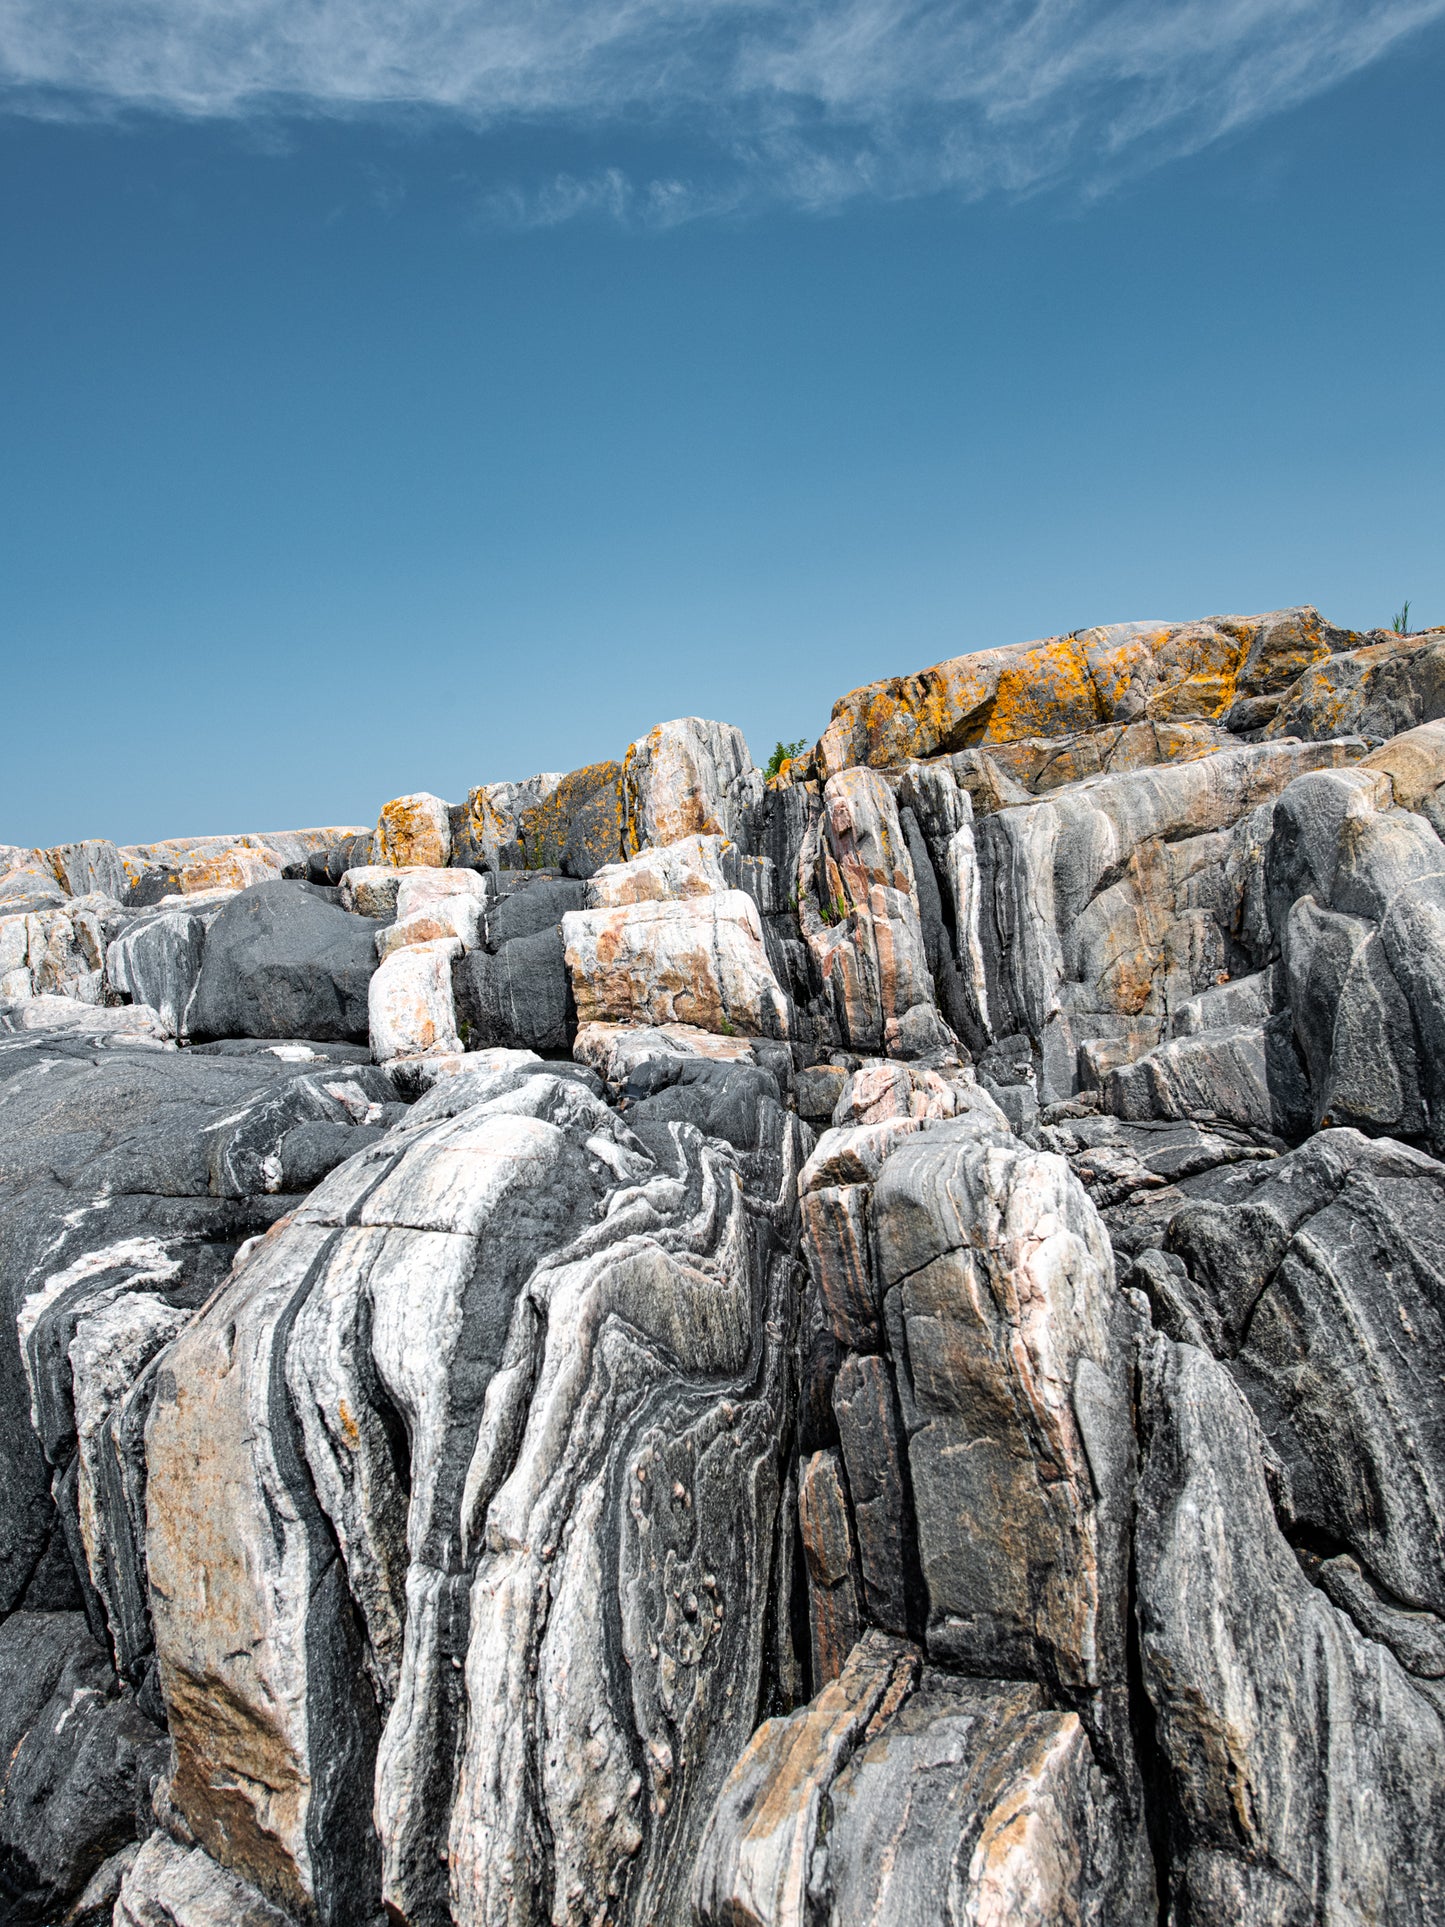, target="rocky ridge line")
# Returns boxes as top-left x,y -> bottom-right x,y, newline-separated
1,603 -> 1443,1926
